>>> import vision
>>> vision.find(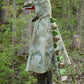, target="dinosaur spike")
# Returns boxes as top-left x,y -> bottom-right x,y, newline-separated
58,63 -> 64,68
55,50 -> 62,55
53,36 -> 59,42
51,23 -> 58,30
52,31 -> 58,36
